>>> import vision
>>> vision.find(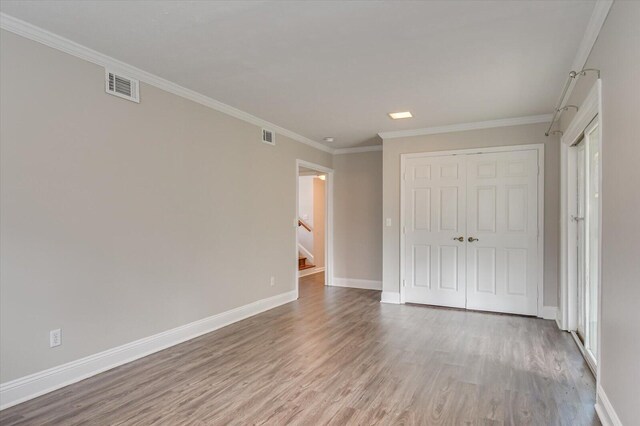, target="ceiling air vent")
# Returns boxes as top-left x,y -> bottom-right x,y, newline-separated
262,128 -> 275,146
105,70 -> 139,103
